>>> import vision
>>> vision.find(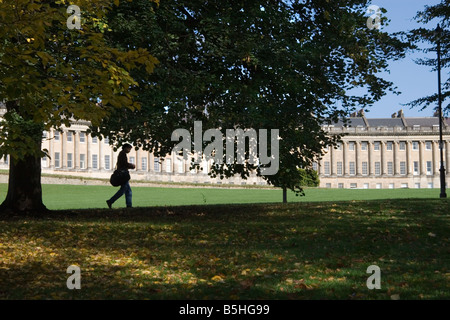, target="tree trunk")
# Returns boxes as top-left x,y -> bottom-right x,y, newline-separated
282,187 -> 287,203
0,153 -> 47,214
0,100 -> 48,215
